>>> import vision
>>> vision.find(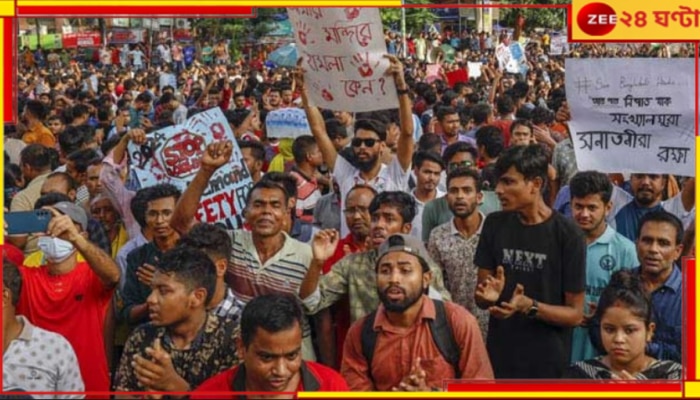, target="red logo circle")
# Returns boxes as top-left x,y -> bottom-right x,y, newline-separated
577,2 -> 617,36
